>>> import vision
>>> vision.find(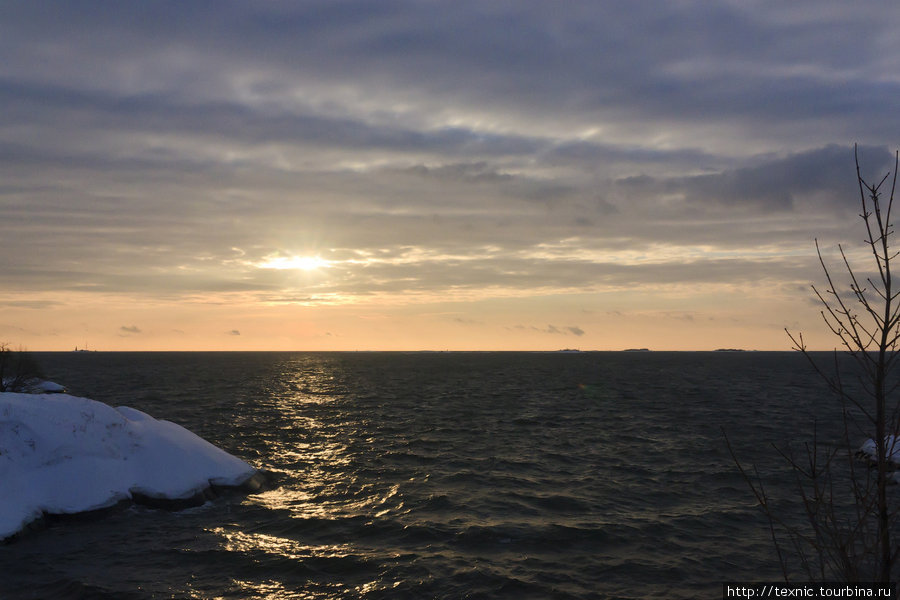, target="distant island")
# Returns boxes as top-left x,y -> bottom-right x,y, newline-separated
714,348 -> 747,352
623,348 -> 651,352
